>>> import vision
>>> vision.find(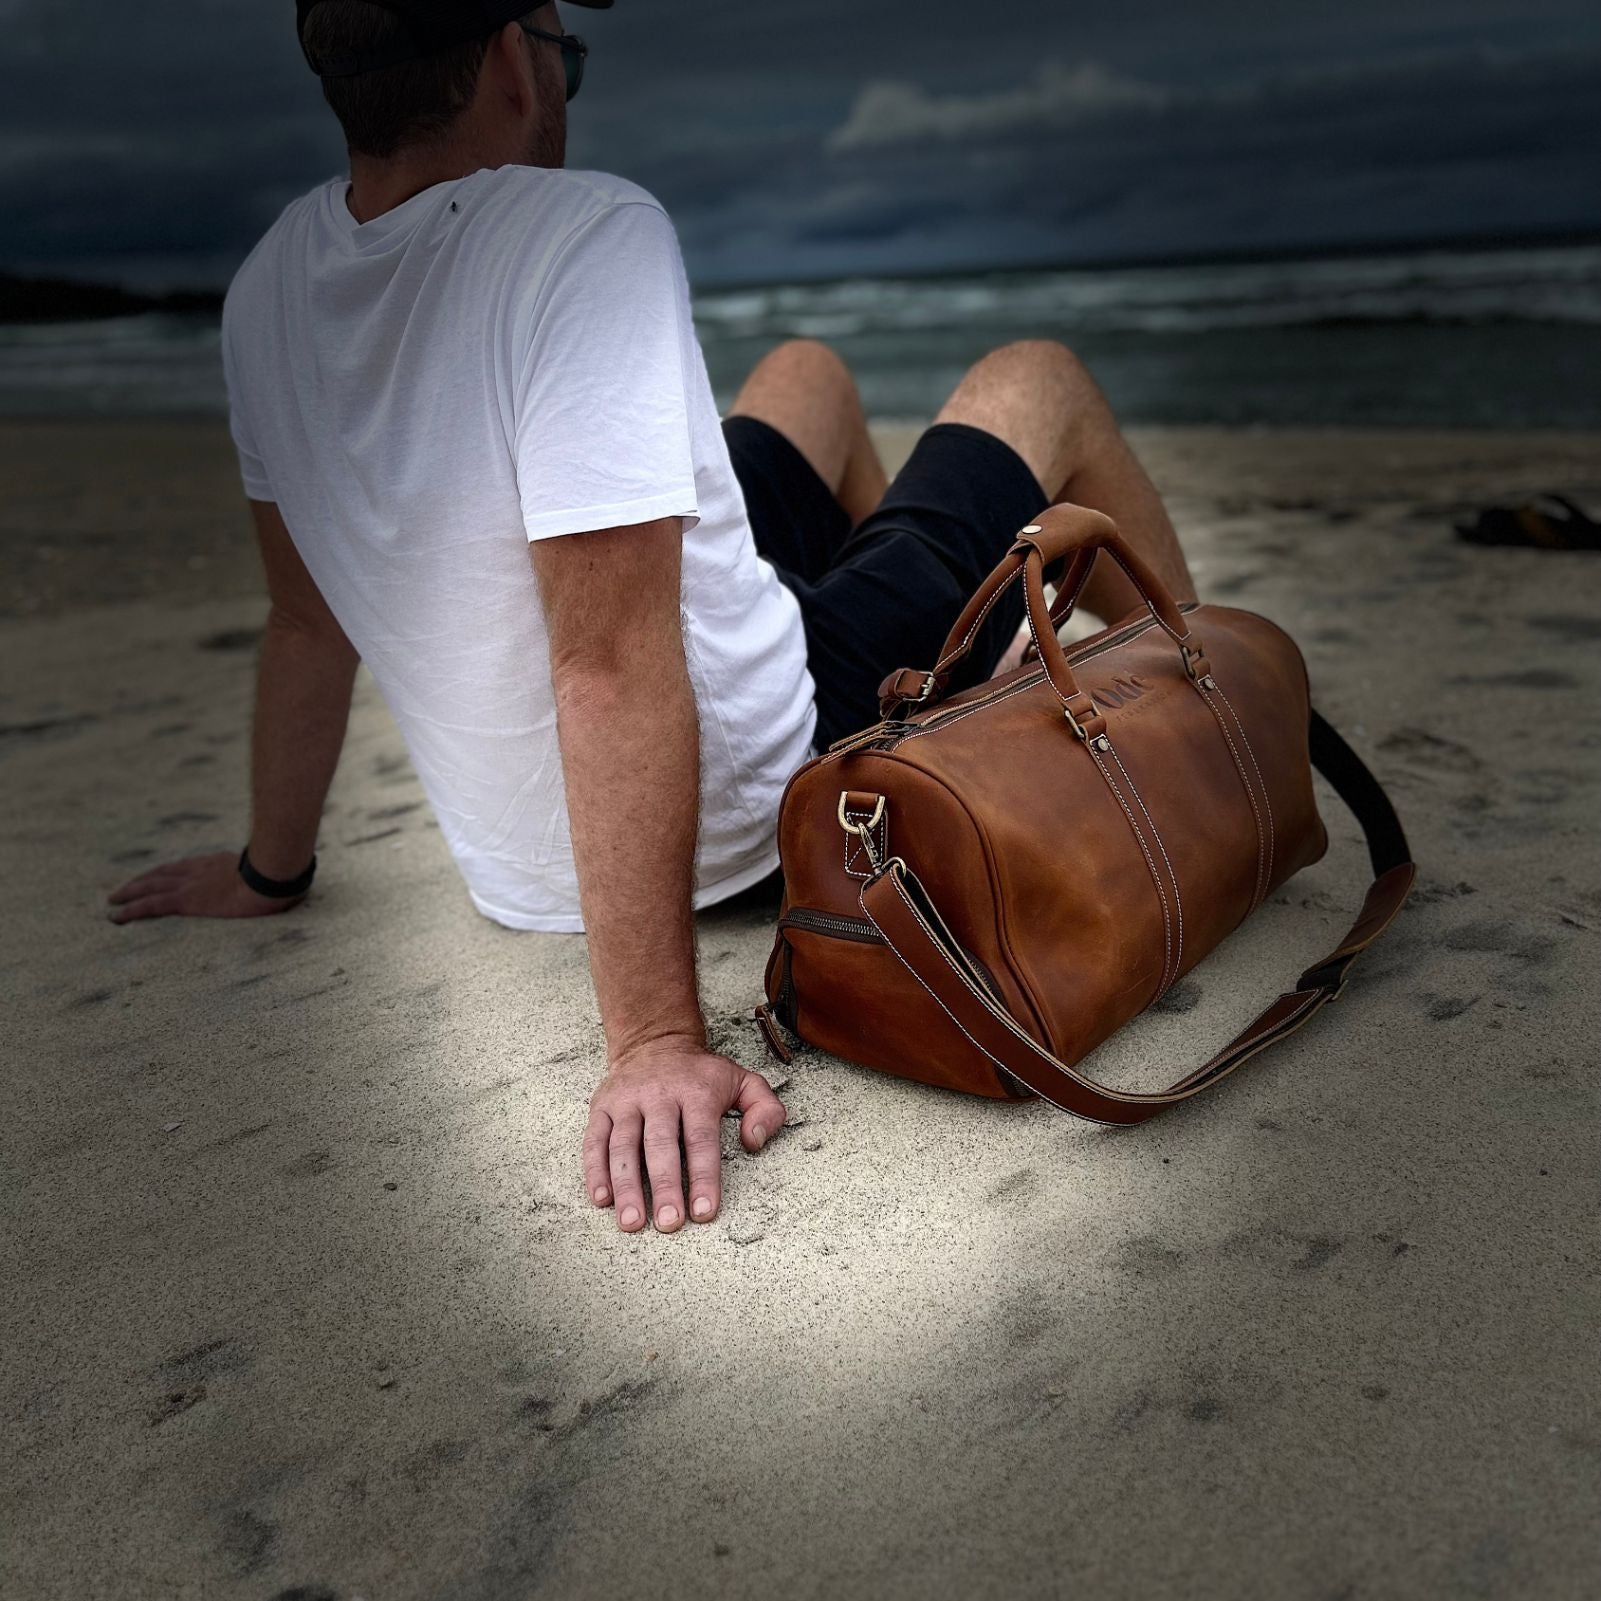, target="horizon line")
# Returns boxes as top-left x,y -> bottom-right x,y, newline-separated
1,223 -> 1597,318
